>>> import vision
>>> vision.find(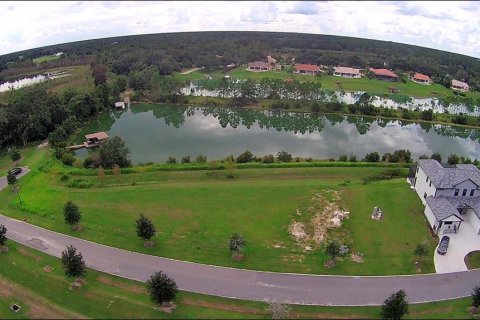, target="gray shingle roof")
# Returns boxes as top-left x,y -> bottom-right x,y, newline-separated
418,159 -> 480,189
425,196 -> 464,221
